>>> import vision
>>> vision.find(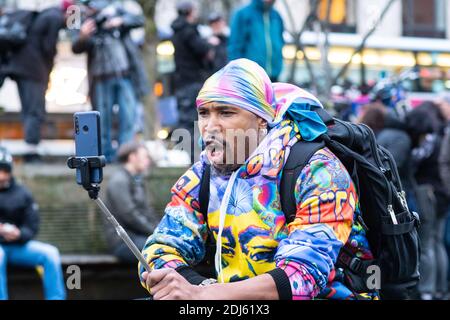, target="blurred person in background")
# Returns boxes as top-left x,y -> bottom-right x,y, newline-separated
103,142 -> 159,263
0,1 -> 70,162
228,0 -> 284,82
71,0 -> 148,162
122,0 -> 150,136
207,12 -> 228,74
0,147 -> 66,300
438,93 -> 450,290
406,101 -> 449,300
438,93 -> 450,195
0,4 -> 7,87
171,1 -> 214,163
